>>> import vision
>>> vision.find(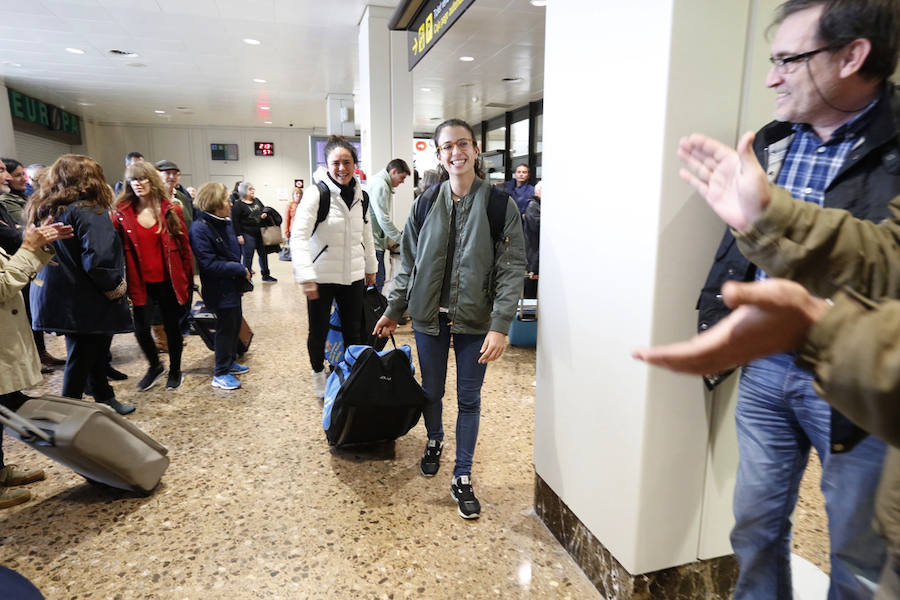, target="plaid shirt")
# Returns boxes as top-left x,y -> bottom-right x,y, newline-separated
756,99 -> 879,280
